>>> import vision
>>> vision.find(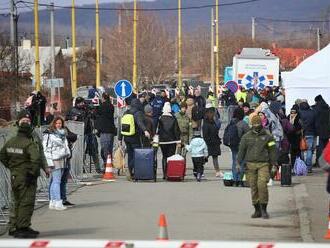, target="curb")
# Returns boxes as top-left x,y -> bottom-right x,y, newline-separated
293,183 -> 315,242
